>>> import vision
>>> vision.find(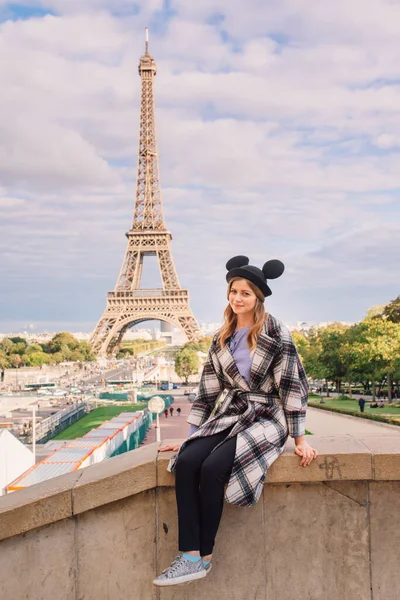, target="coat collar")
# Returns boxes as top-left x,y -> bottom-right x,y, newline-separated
215,315 -> 281,391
